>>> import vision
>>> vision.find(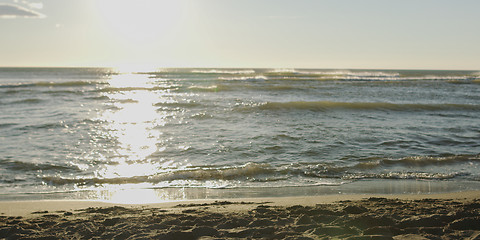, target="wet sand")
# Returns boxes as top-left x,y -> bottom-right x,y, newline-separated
1,191 -> 480,239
